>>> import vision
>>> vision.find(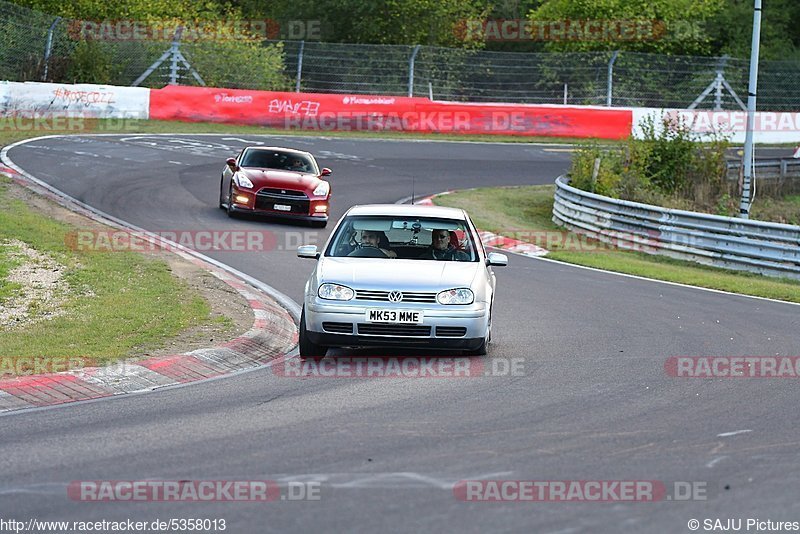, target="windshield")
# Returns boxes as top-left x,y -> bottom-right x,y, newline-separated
325,215 -> 479,261
239,149 -> 316,173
